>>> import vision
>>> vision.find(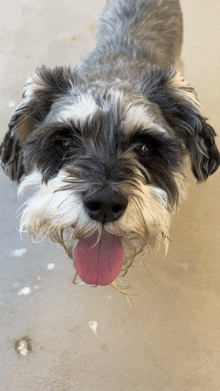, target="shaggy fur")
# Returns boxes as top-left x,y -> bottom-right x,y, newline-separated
1,0 -> 219,281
